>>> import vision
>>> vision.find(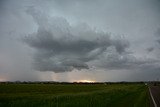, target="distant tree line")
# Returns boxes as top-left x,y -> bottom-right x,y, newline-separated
0,81 -> 159,85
